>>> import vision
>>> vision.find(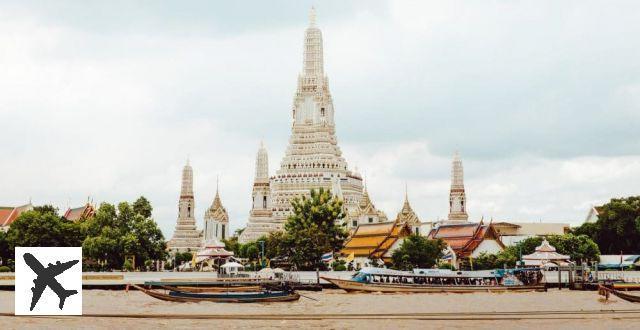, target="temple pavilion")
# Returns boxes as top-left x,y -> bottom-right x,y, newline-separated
341,220 -> 411,268
522,239 -> 571,266
427,220 -> 504,268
